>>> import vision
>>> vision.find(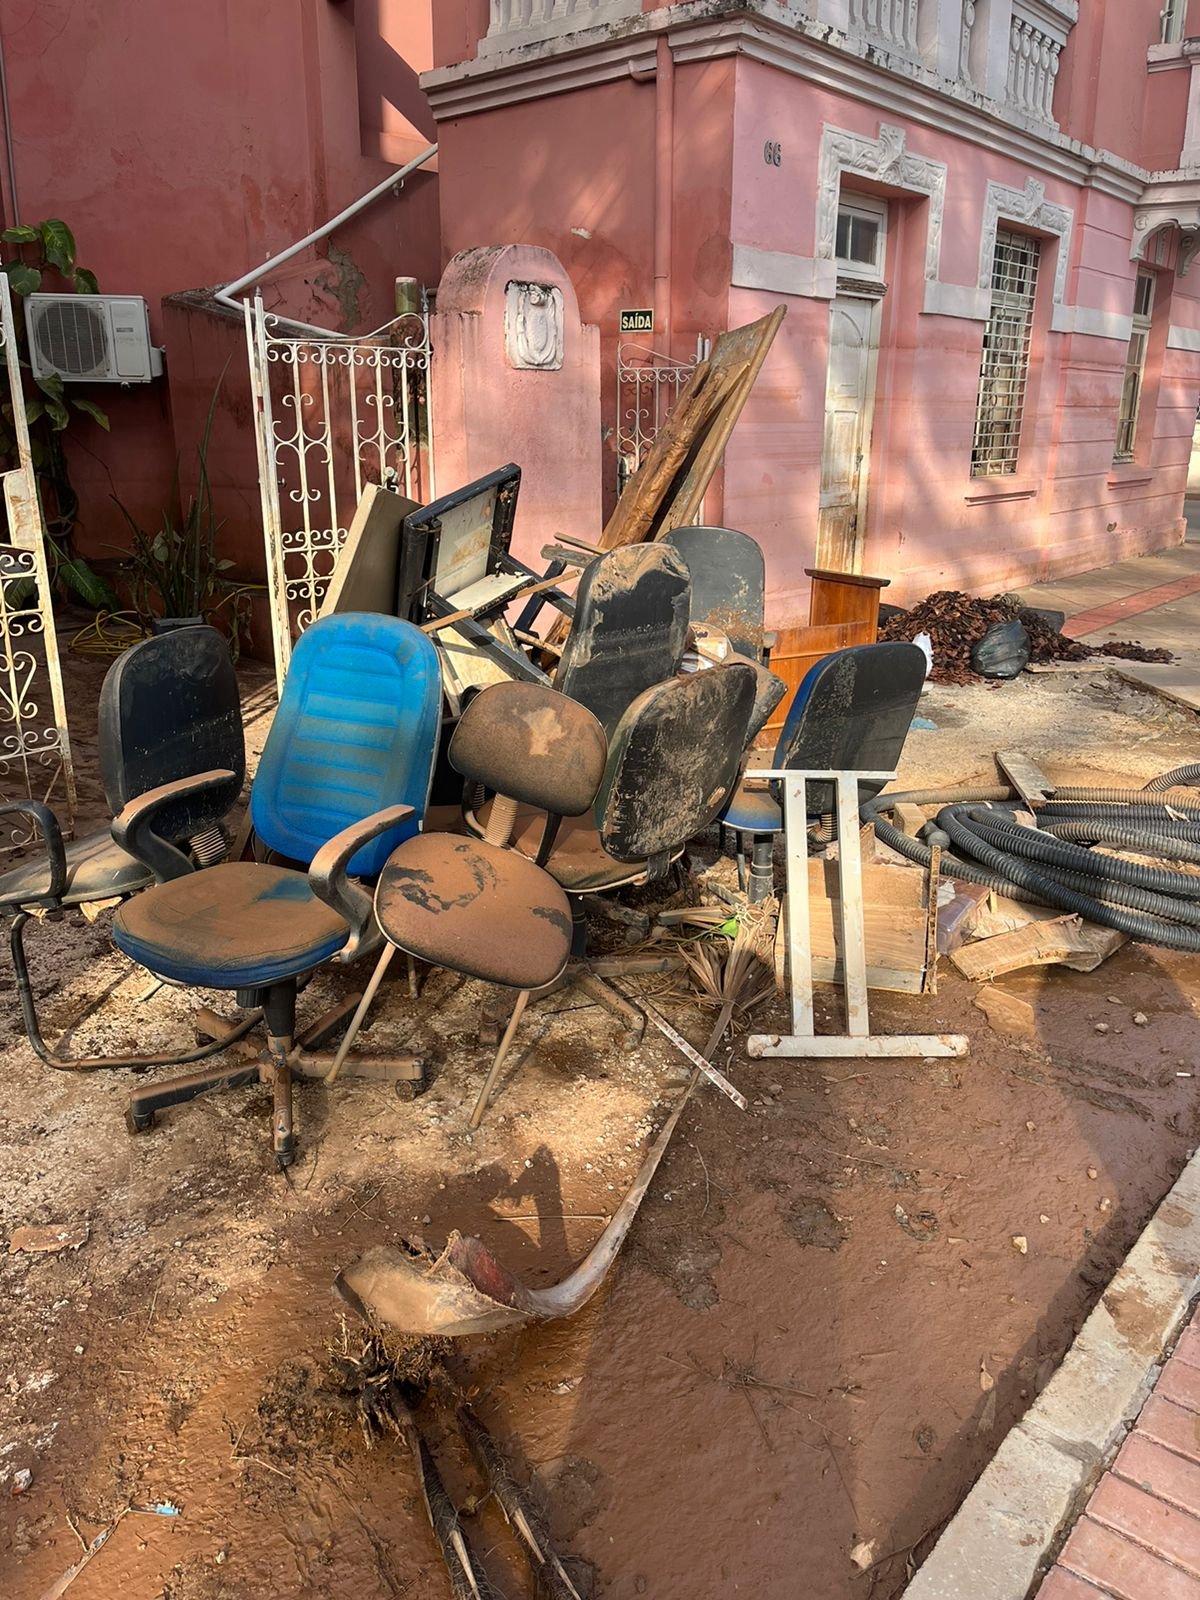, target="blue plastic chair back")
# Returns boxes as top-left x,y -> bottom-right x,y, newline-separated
251,614 -> 441,877
773,642 -> 926,814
